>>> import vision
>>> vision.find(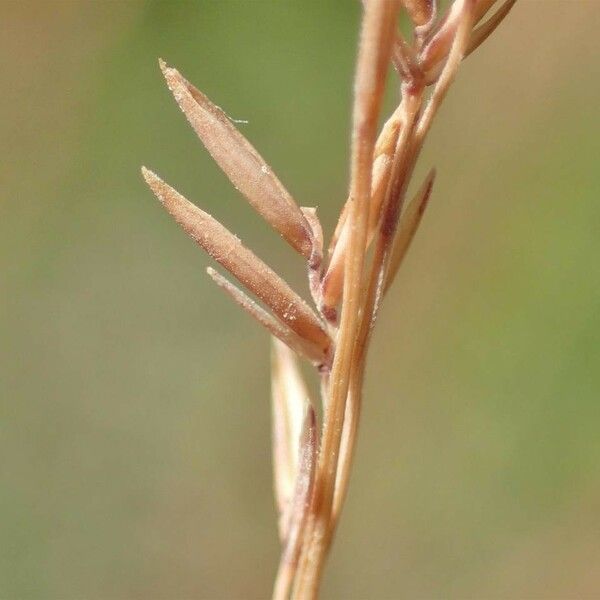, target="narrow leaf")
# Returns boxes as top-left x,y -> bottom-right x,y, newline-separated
159,60 -> 312,258
384,168 -> 436,292
142,167 -> 330,352
305,4 -> 400,591
207,268 -> 328,367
